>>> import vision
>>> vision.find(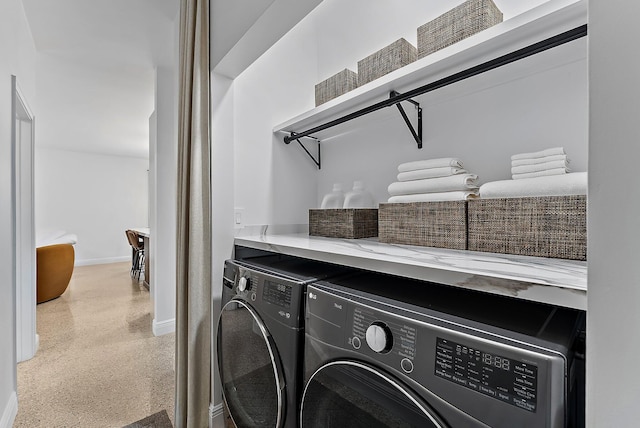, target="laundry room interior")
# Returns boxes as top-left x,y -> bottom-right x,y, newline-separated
212,0 -> 635,427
